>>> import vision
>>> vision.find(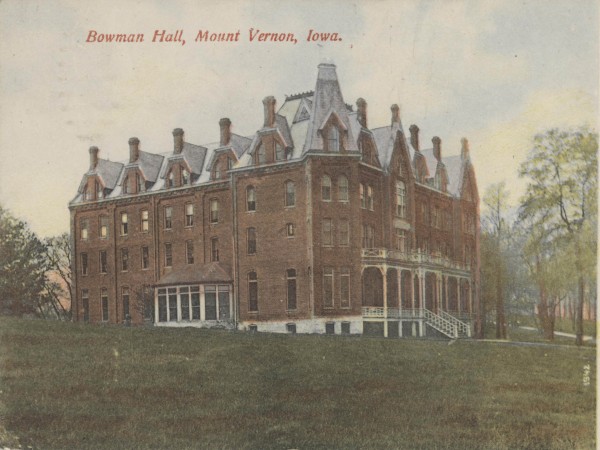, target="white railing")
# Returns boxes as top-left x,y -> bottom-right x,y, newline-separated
423,309 -> 458,339
361,248 -> 471,271
439,310 -> 471,337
